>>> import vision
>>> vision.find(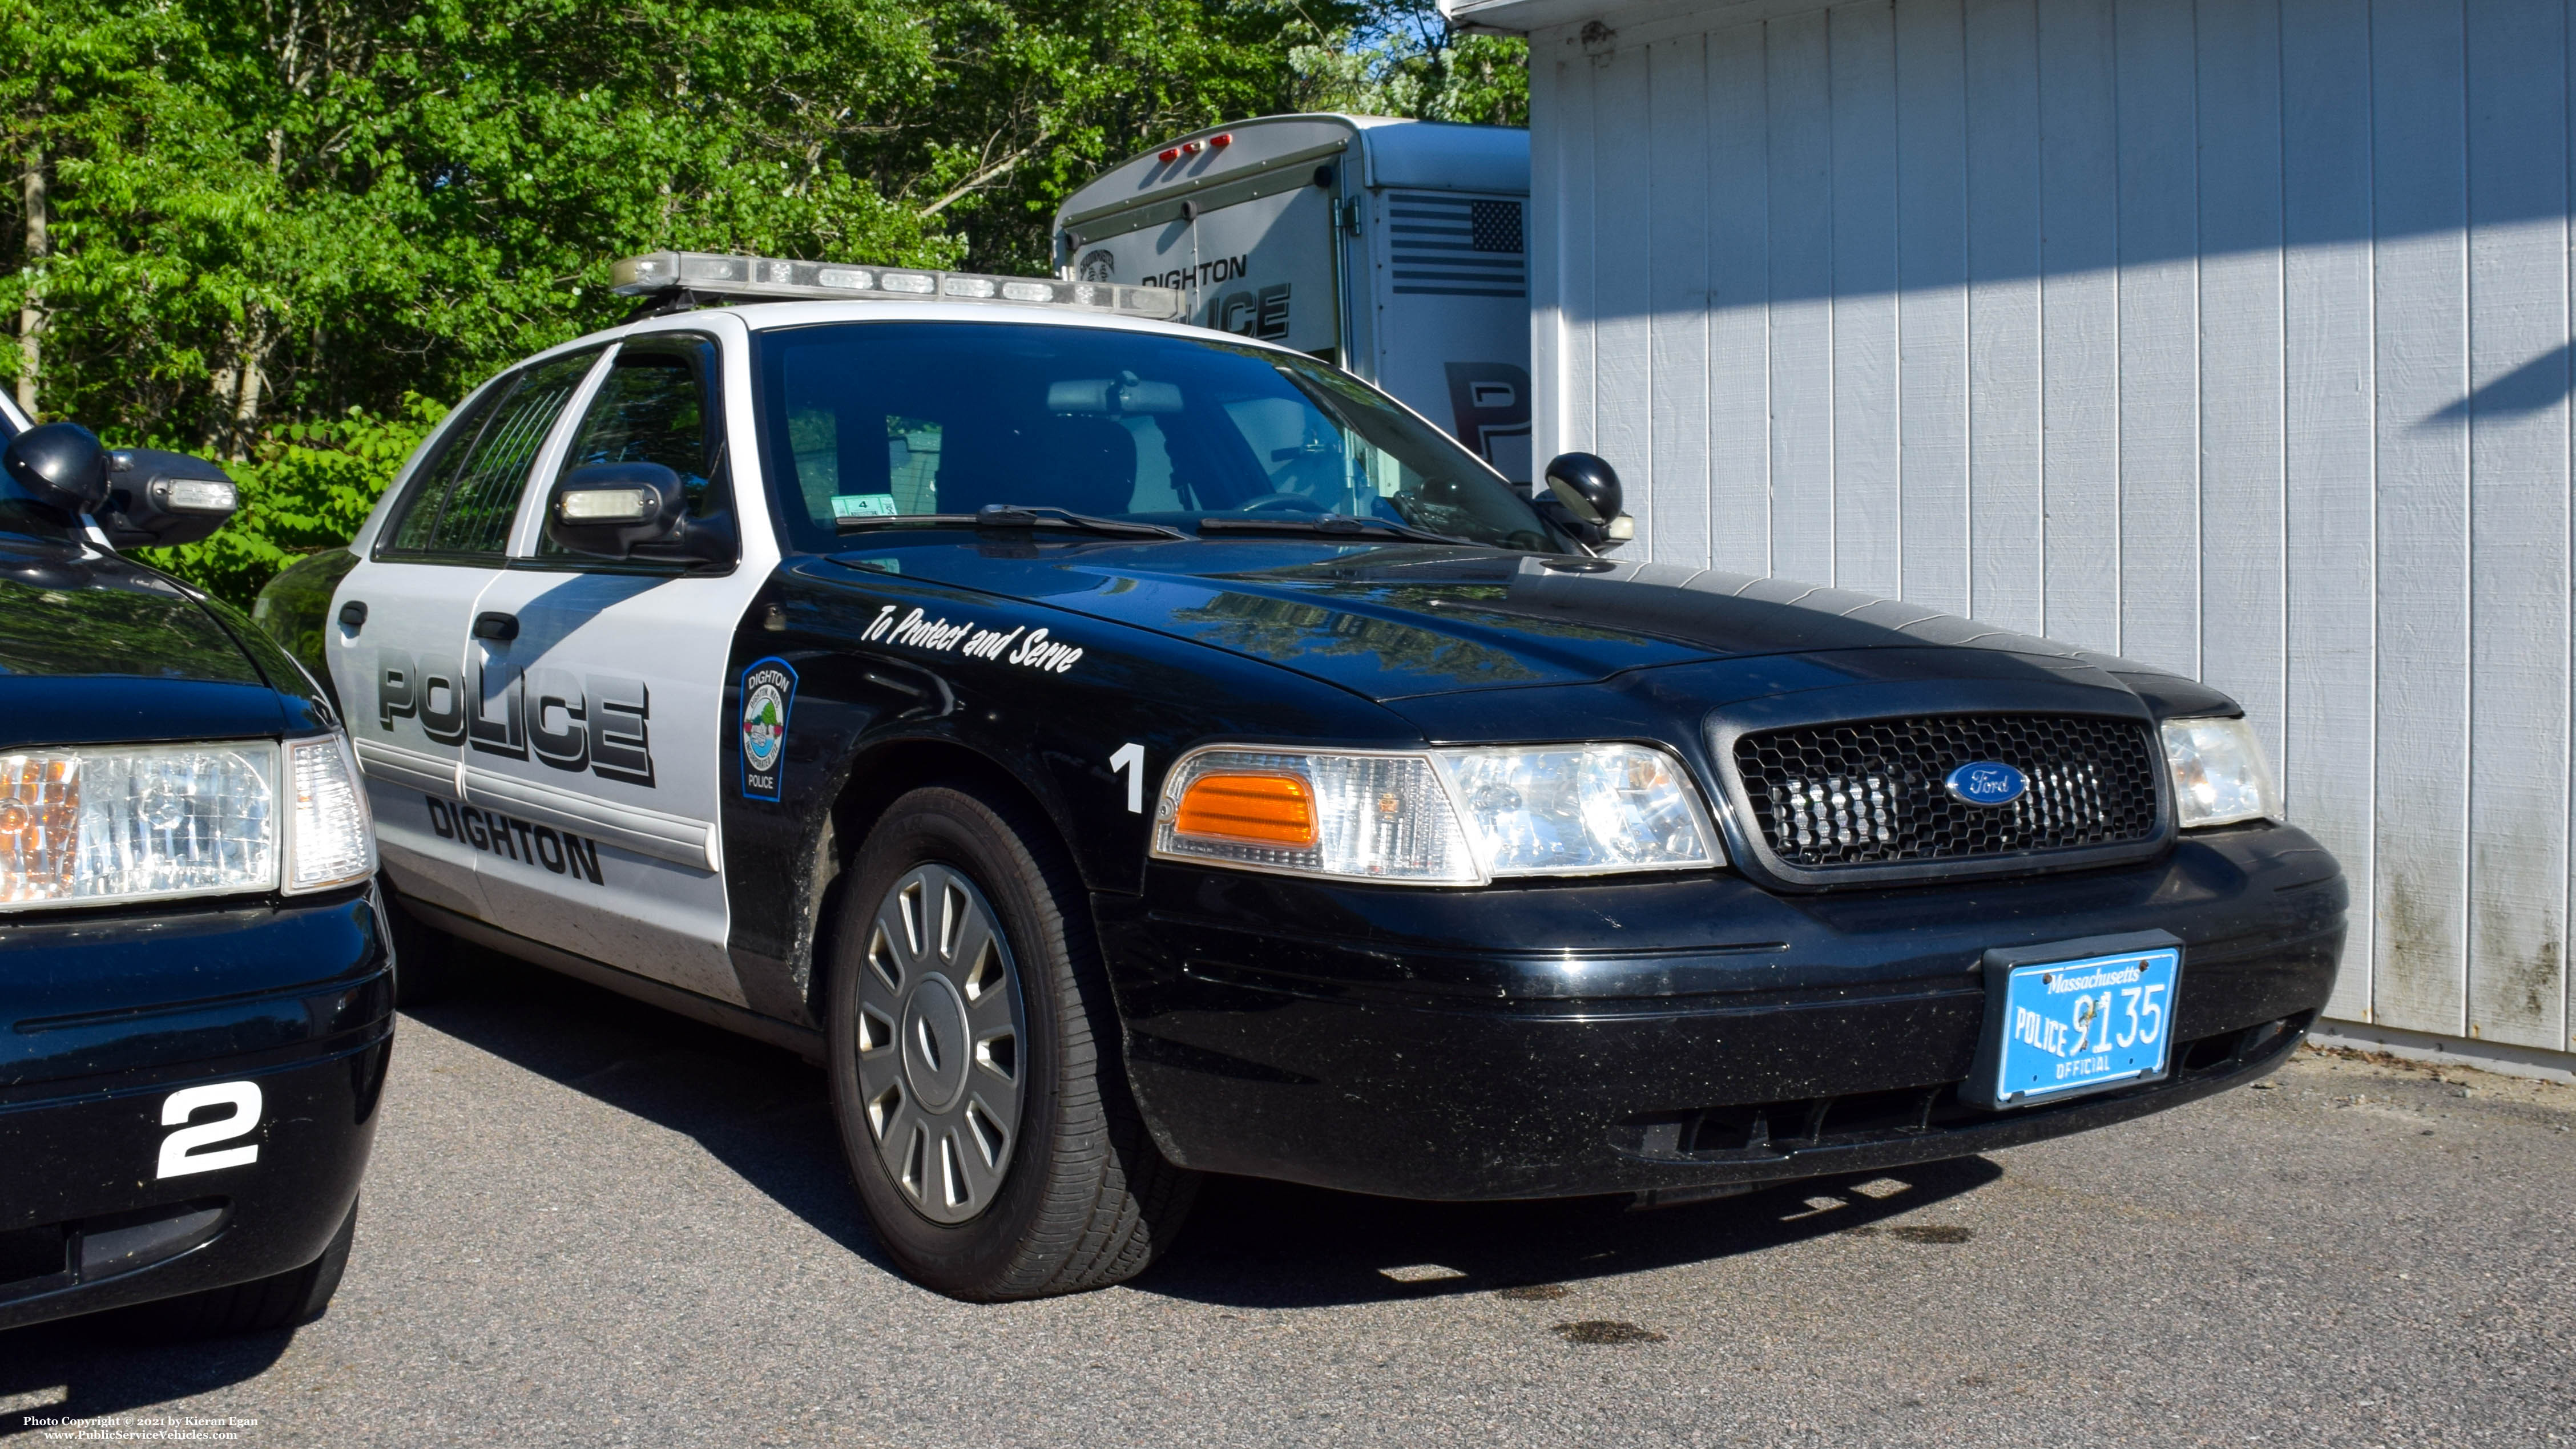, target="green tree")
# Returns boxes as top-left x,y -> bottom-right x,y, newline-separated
1288,0 -> 1527,127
